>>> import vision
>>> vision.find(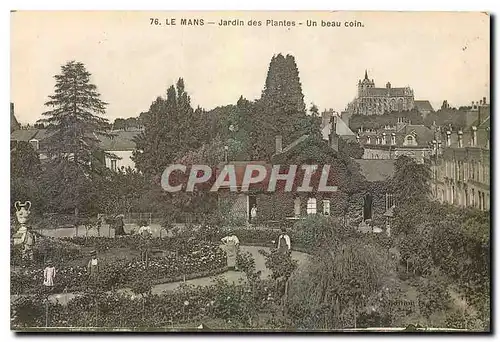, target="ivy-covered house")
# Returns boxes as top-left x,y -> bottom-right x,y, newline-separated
215,119 -> 396,231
